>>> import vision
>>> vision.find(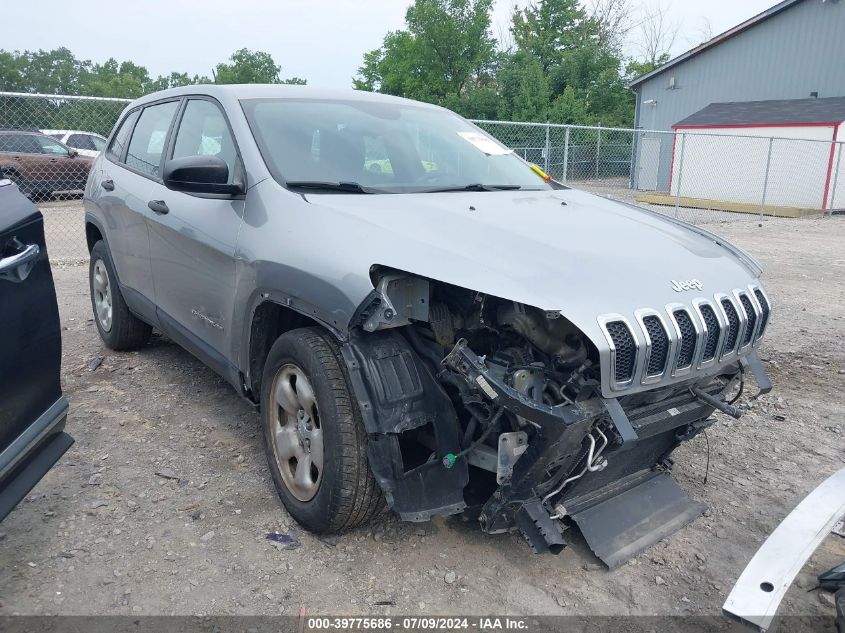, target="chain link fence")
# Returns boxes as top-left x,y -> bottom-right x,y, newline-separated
0,91 -> 840,263
474,120 -> 844,224
1,91 -> 131,262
